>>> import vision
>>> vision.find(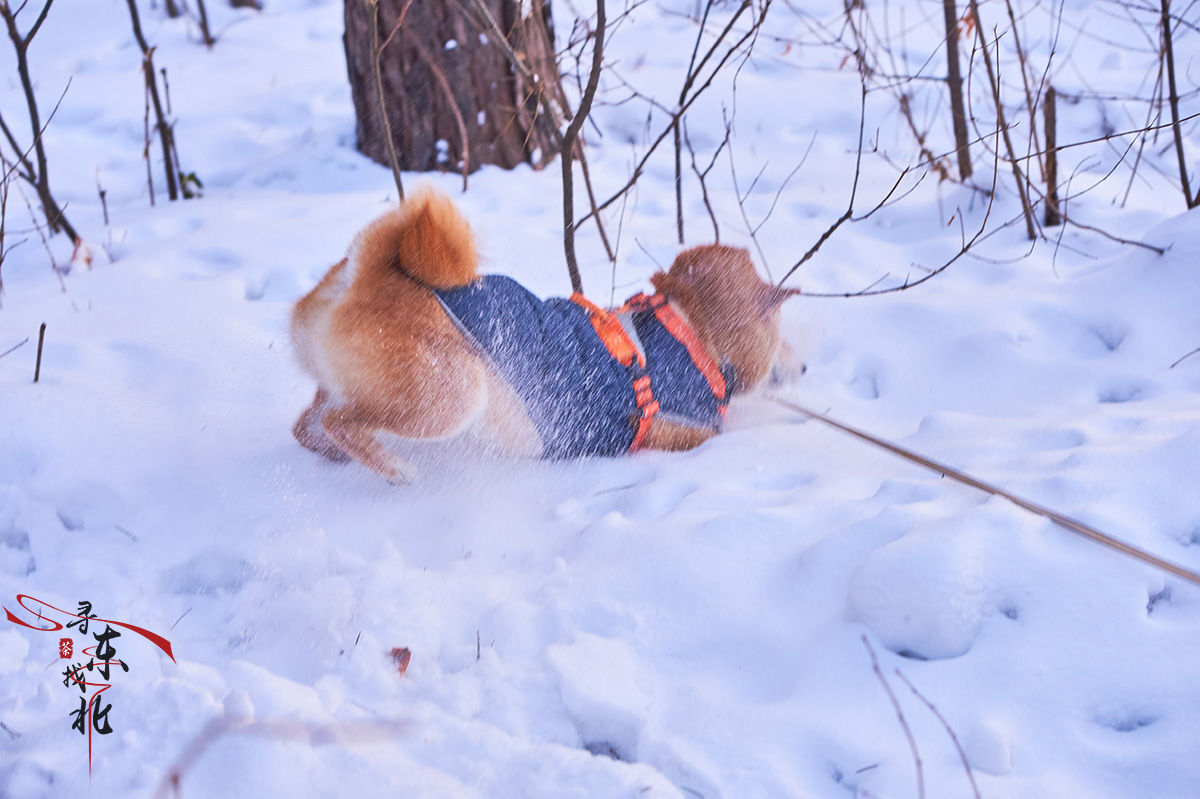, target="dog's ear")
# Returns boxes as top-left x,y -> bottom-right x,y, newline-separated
758,284 -> 800,317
